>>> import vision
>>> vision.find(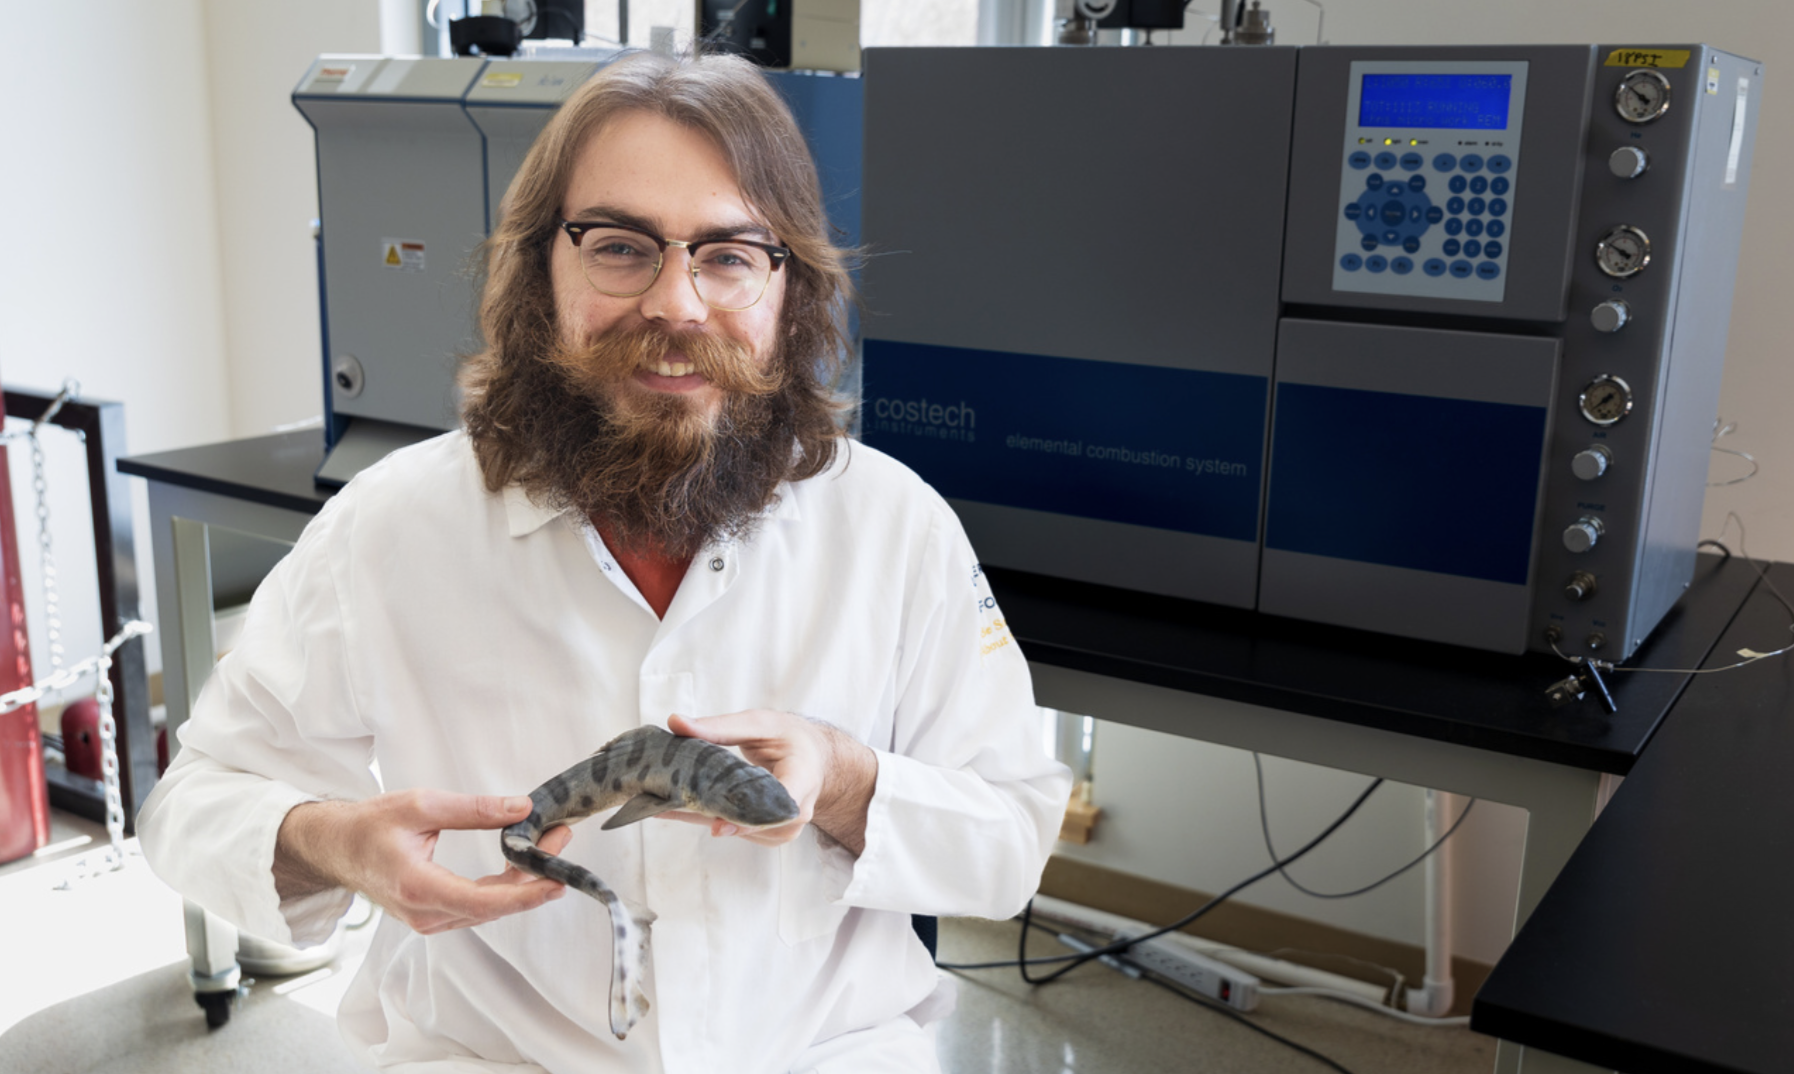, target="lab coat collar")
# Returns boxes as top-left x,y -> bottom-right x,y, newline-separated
501,478 -> 803,540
